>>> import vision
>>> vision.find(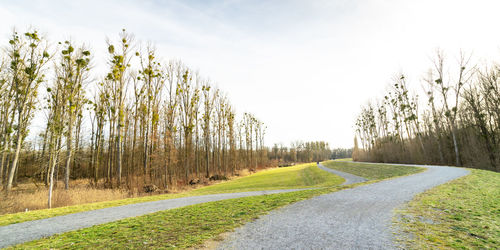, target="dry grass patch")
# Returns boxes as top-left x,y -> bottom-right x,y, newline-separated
0,187 -> 130,214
